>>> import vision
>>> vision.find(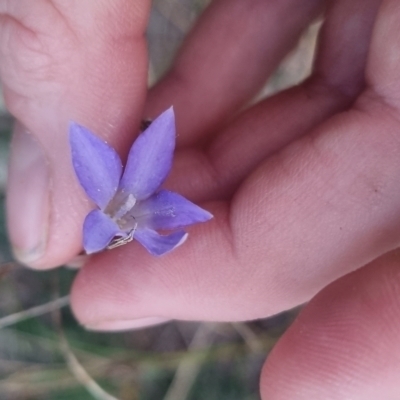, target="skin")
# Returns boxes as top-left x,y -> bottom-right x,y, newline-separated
2,0 -> 400,398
